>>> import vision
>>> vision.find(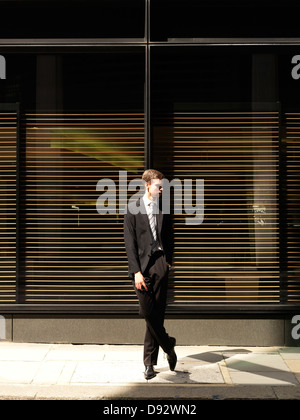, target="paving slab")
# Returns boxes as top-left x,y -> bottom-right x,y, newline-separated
284,360 -> 300,373
0,361 -> 40,384
57,361 -> 77,385
0,342 -> 51,361
279,347 -> 300,359
229,371 -> 299,385
225,353 -> 290,372
102,345 -> 146,362
45,345 -> 105,361
152,361 -> 225,384
224,351 -> 299,385
71,361 -> 145,384
32,361 -> 66,385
